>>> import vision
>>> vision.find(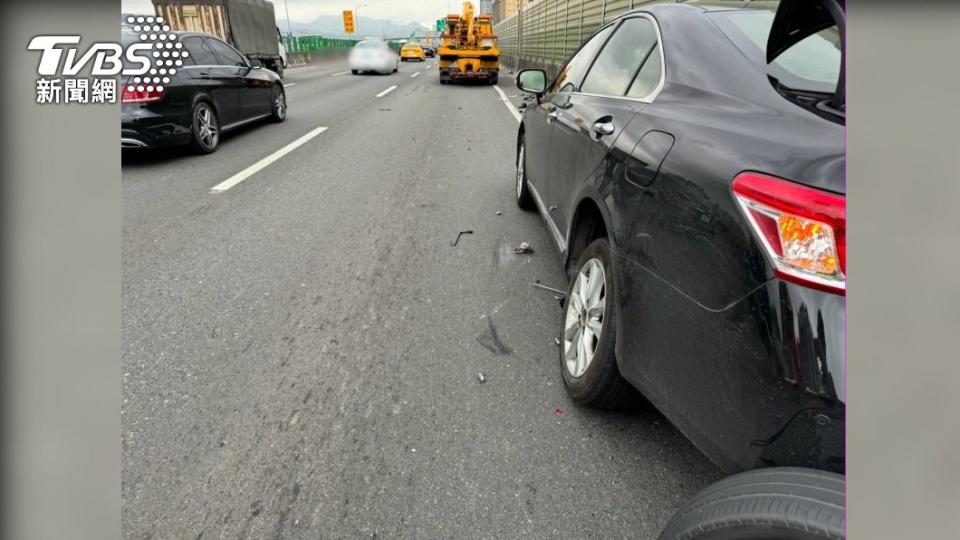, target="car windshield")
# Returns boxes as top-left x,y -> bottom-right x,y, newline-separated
713,10 -> 841,94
